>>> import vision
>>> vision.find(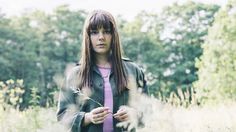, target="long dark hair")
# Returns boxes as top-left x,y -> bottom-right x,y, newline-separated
78,10 -> 127,93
